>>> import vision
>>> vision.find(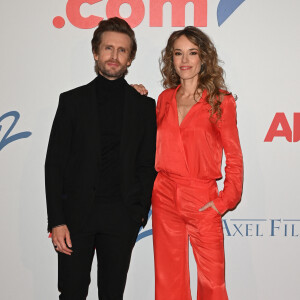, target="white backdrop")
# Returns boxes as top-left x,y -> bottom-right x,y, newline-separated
0,0 -> 299,299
